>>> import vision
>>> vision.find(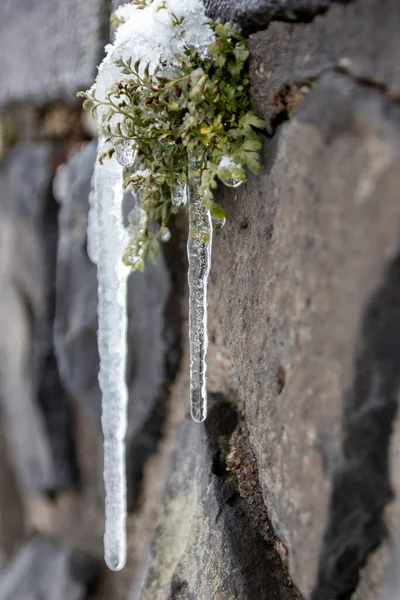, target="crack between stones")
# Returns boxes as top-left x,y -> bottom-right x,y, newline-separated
335,63 -> 400,101
311,251 -> 400,600
205,395 -> 305,599
264,65 -> 400,138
